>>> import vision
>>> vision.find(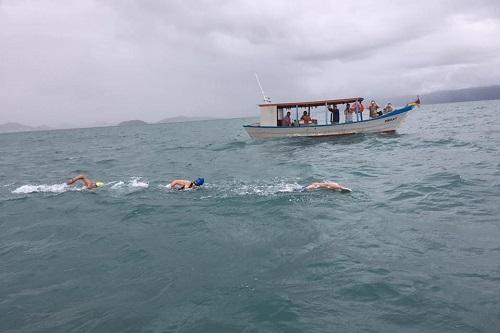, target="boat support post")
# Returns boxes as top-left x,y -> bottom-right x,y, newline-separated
295,105 -> 299,124
325,102 -> 328,125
